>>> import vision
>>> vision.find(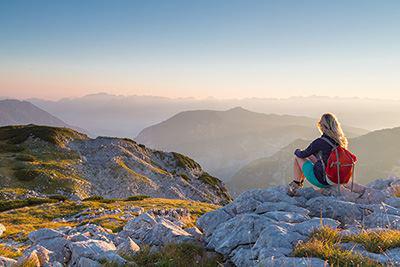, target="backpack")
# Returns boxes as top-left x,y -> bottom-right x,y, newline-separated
319,137 -> 357,192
